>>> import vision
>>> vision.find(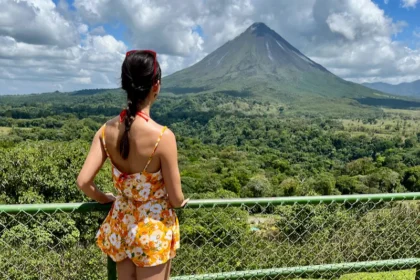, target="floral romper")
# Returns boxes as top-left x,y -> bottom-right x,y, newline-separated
96,124 -> 180,267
